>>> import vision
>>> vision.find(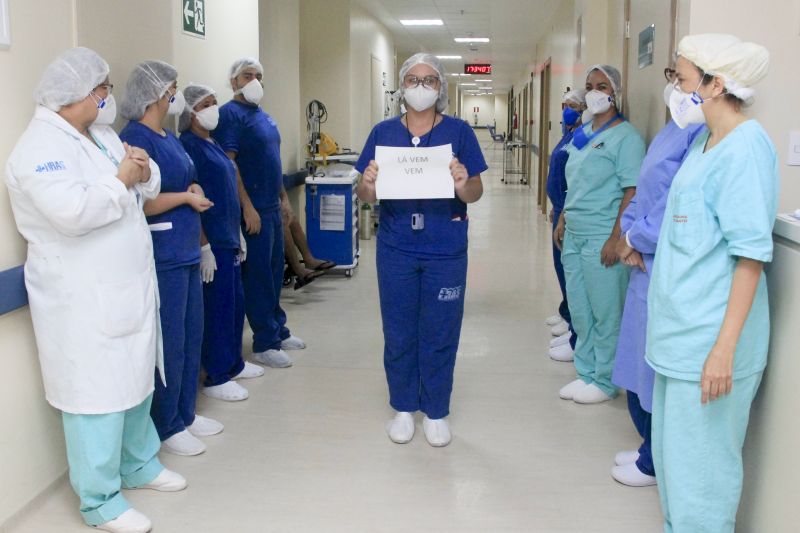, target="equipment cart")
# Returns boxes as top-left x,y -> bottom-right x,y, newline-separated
304,173 -> 359,277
